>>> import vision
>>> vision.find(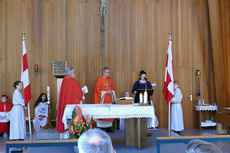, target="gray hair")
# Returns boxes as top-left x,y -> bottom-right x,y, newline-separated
186,139 -> 222,153
102,67 -> 110,74
65,67 -> 74,75
78,128 -> 114,153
